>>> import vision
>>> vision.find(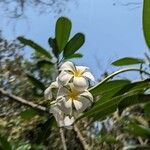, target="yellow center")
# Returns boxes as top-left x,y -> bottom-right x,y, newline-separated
68,90 -> 79,100
73,69 -> 83,77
